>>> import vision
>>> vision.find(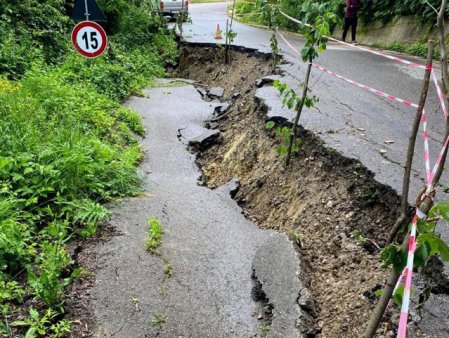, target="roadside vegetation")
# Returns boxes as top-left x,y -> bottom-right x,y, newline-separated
0,0 -> 177,336
234,0 -> 449,28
